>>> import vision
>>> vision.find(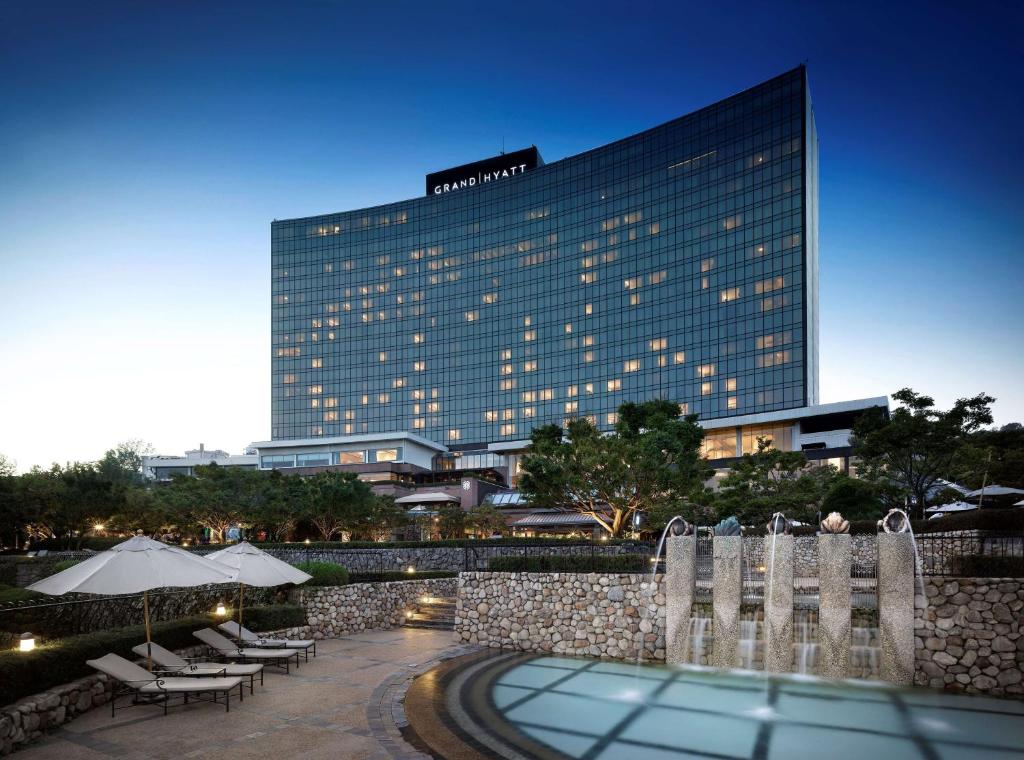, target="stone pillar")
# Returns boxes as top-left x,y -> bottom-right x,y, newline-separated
711,536 -> 742,668
817,534 -> 851,679
878,533 -> 915,686
666,534 -> 696,665
763,534 -> 794,672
